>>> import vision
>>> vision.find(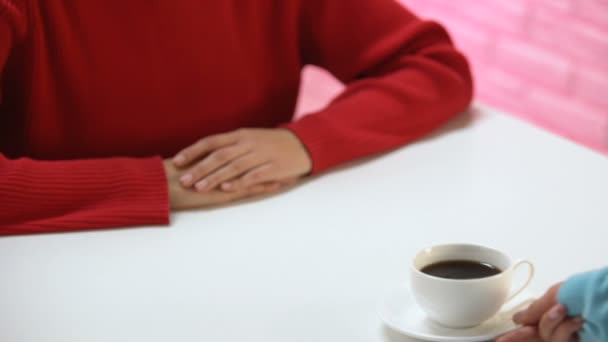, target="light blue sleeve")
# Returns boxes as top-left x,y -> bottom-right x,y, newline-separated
557,267 -> 608,342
